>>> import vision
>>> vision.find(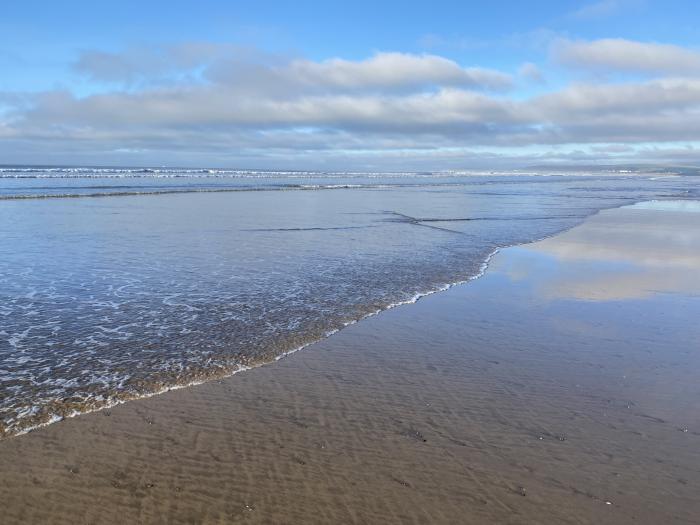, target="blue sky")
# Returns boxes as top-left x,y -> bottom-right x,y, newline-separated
2,0 -> 700,169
